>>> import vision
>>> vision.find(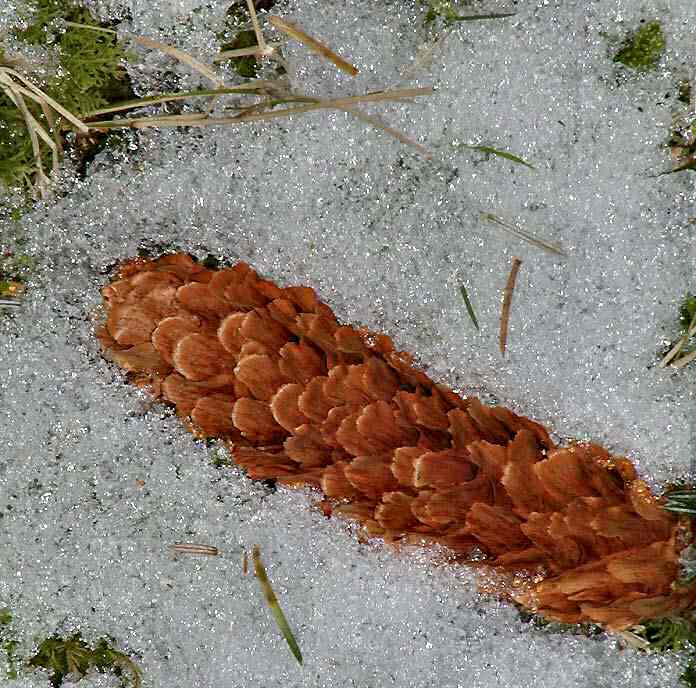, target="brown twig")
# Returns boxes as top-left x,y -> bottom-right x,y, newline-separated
499,257 -> 522,354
